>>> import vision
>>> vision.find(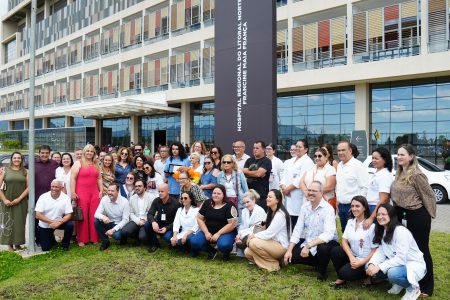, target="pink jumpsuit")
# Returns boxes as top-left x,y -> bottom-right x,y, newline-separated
75,165 -> 100,243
